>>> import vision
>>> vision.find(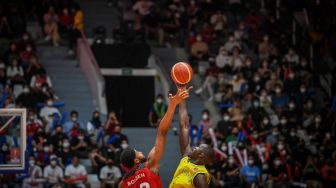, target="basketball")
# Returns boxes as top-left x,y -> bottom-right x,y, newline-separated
170,62 -> 193,85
